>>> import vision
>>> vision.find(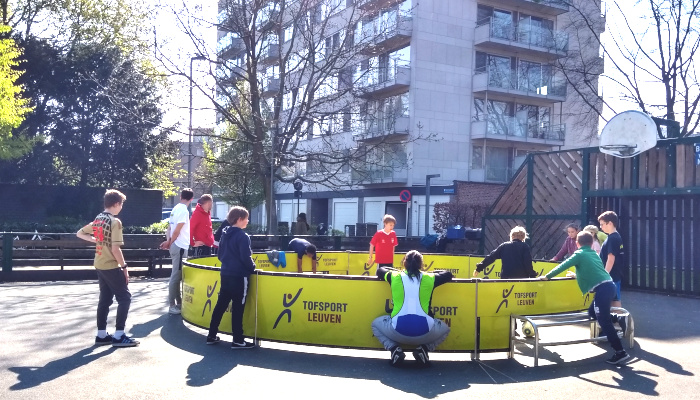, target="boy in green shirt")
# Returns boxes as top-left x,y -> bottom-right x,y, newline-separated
540,231 -> 630,365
